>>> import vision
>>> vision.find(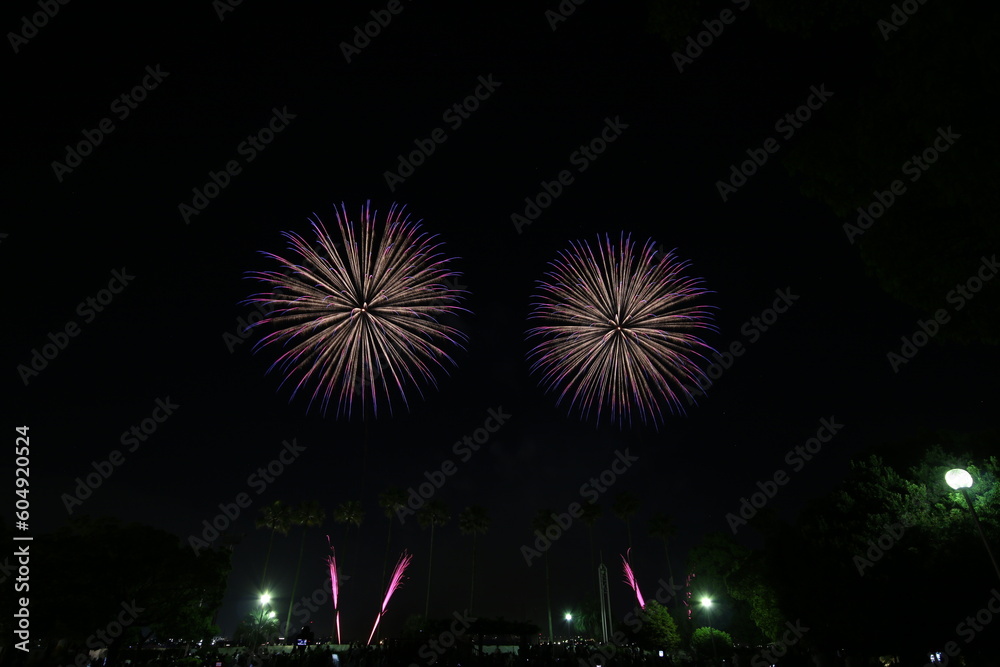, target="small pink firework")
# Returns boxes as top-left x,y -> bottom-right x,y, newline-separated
622,550 -> 645,609
326,537 -> 341,644
367,550 -> 413,644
